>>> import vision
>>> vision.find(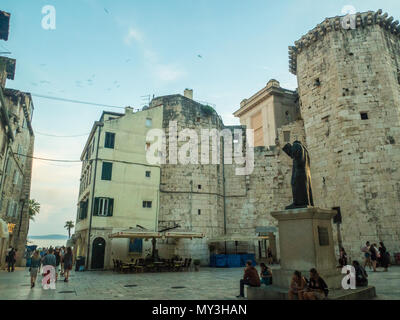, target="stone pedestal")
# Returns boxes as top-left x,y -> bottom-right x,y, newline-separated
271,207 -> 342,289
